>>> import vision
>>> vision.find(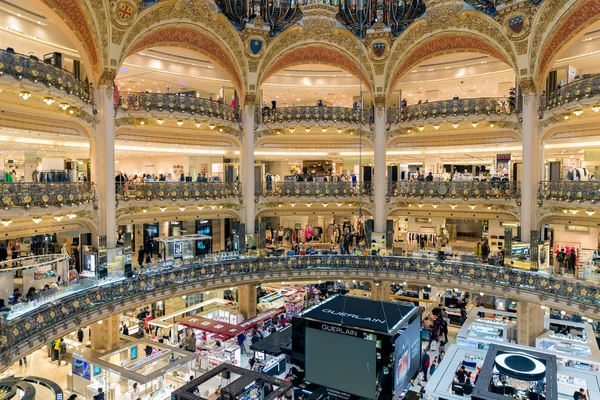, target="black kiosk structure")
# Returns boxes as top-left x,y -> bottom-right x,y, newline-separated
291,295 -> 422,400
